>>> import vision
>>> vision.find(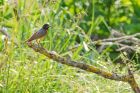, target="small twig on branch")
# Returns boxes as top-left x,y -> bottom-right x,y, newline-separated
0,28 -> 10,38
